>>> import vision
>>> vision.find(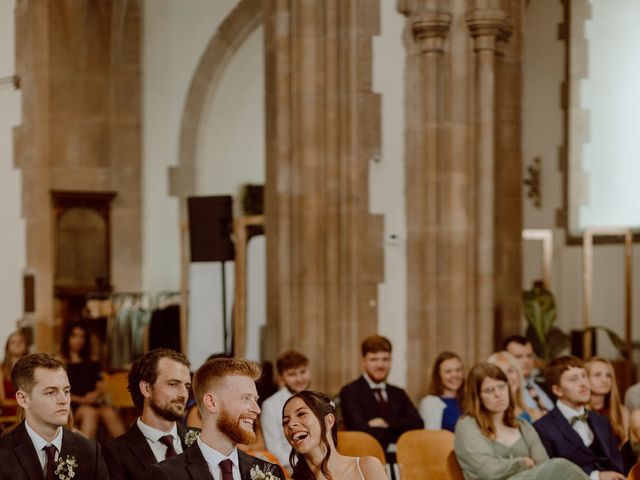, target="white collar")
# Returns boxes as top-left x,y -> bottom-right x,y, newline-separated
197,438 -> 239,471
363,372 -> 387,390
136,417 -> 179,443
25,420 -> 63,454
556,400 -> 586,421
